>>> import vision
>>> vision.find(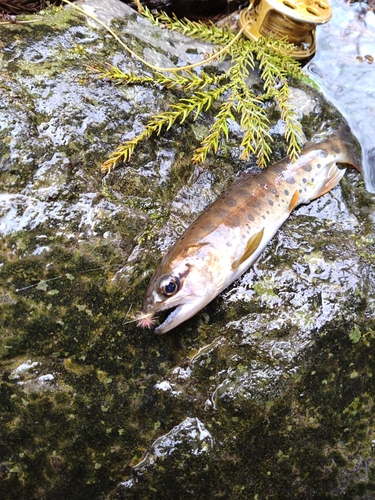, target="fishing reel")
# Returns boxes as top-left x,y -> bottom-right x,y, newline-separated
239,0 -> 332,60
